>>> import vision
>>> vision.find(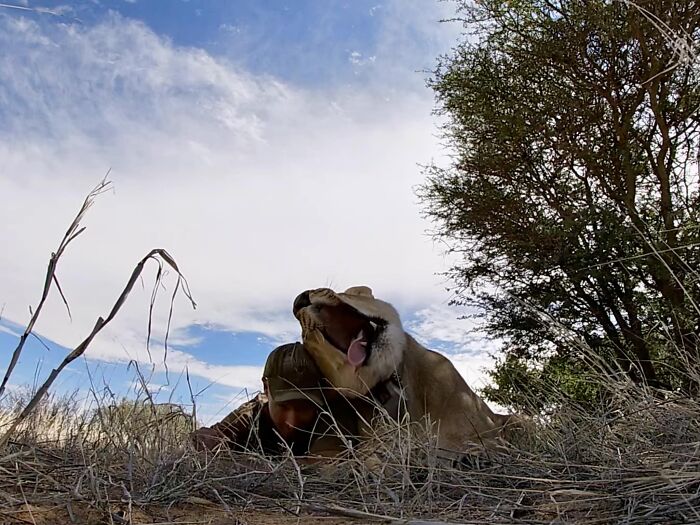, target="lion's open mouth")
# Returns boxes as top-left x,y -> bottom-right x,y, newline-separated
316,303 -> 385,367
